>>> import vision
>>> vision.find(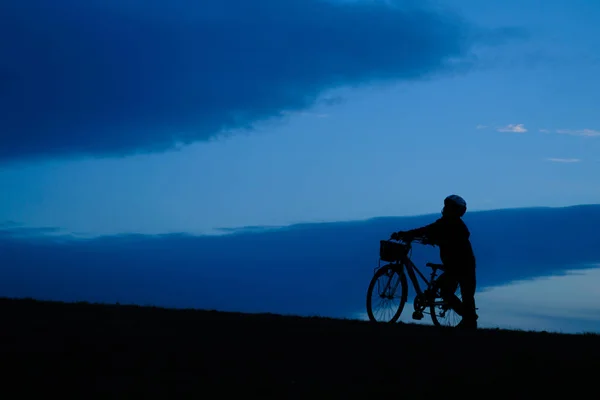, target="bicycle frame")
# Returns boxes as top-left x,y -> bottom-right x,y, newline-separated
400,254 -> 437,297
375,240 -> 440,298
